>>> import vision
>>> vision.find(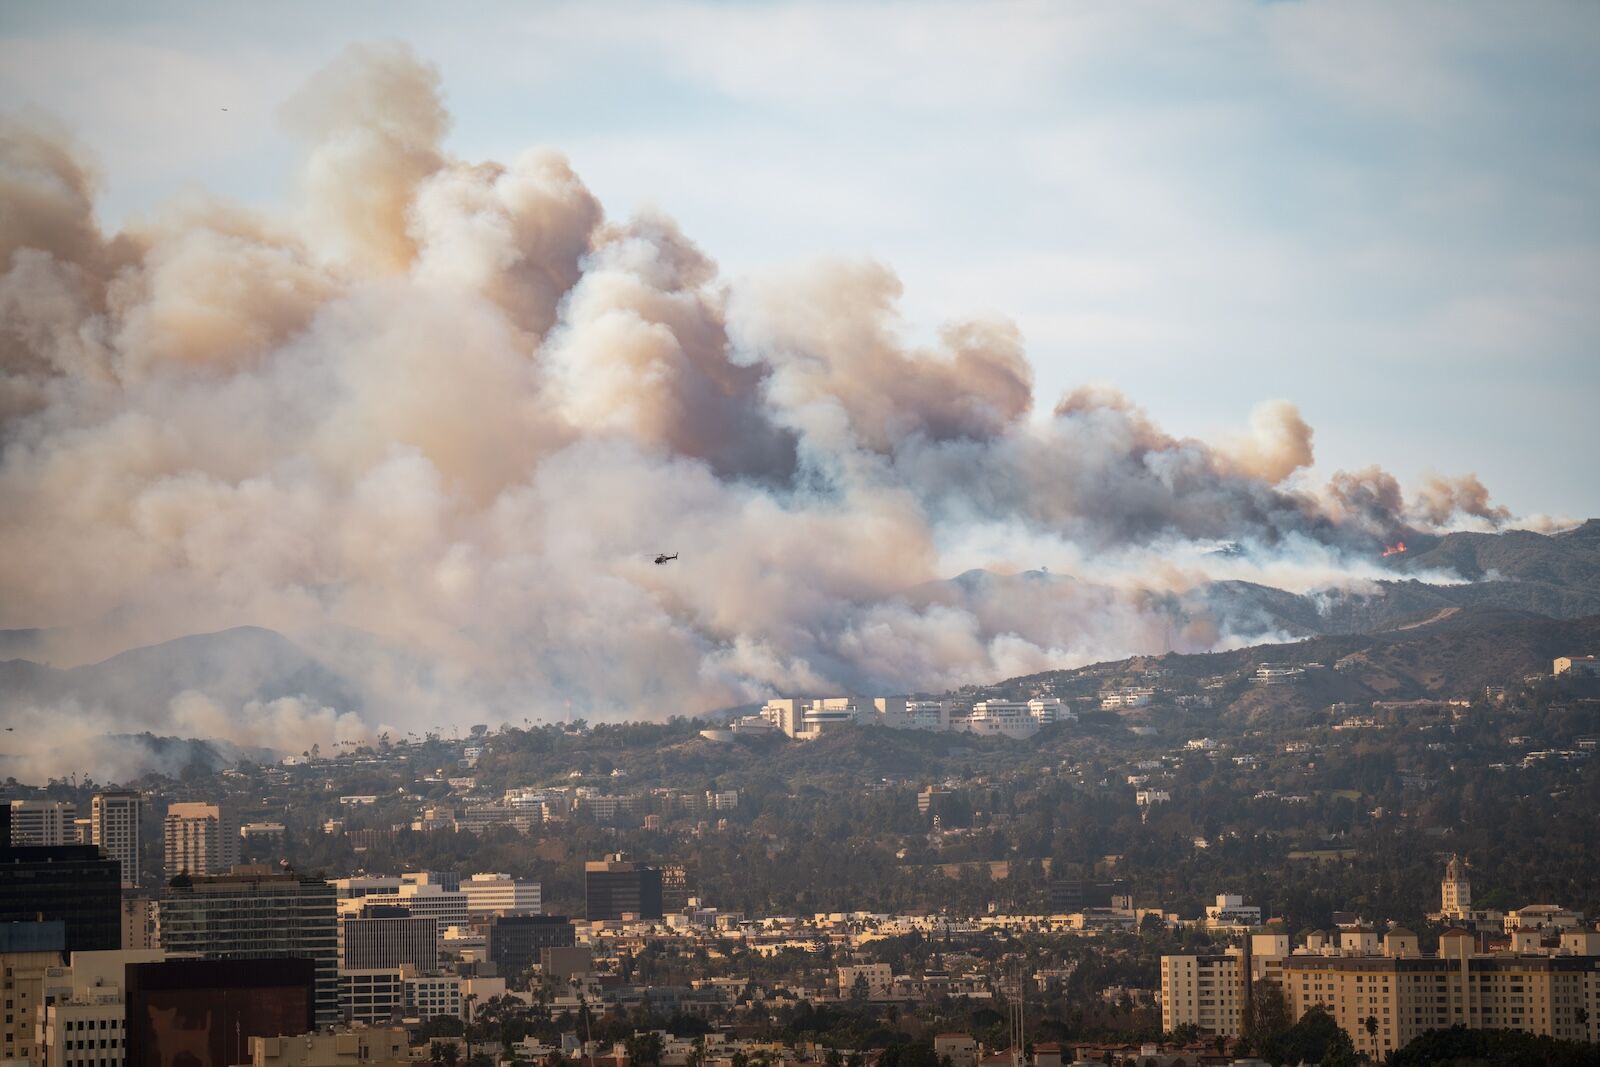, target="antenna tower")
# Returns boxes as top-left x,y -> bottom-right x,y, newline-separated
1010,966 -> 1027,1067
